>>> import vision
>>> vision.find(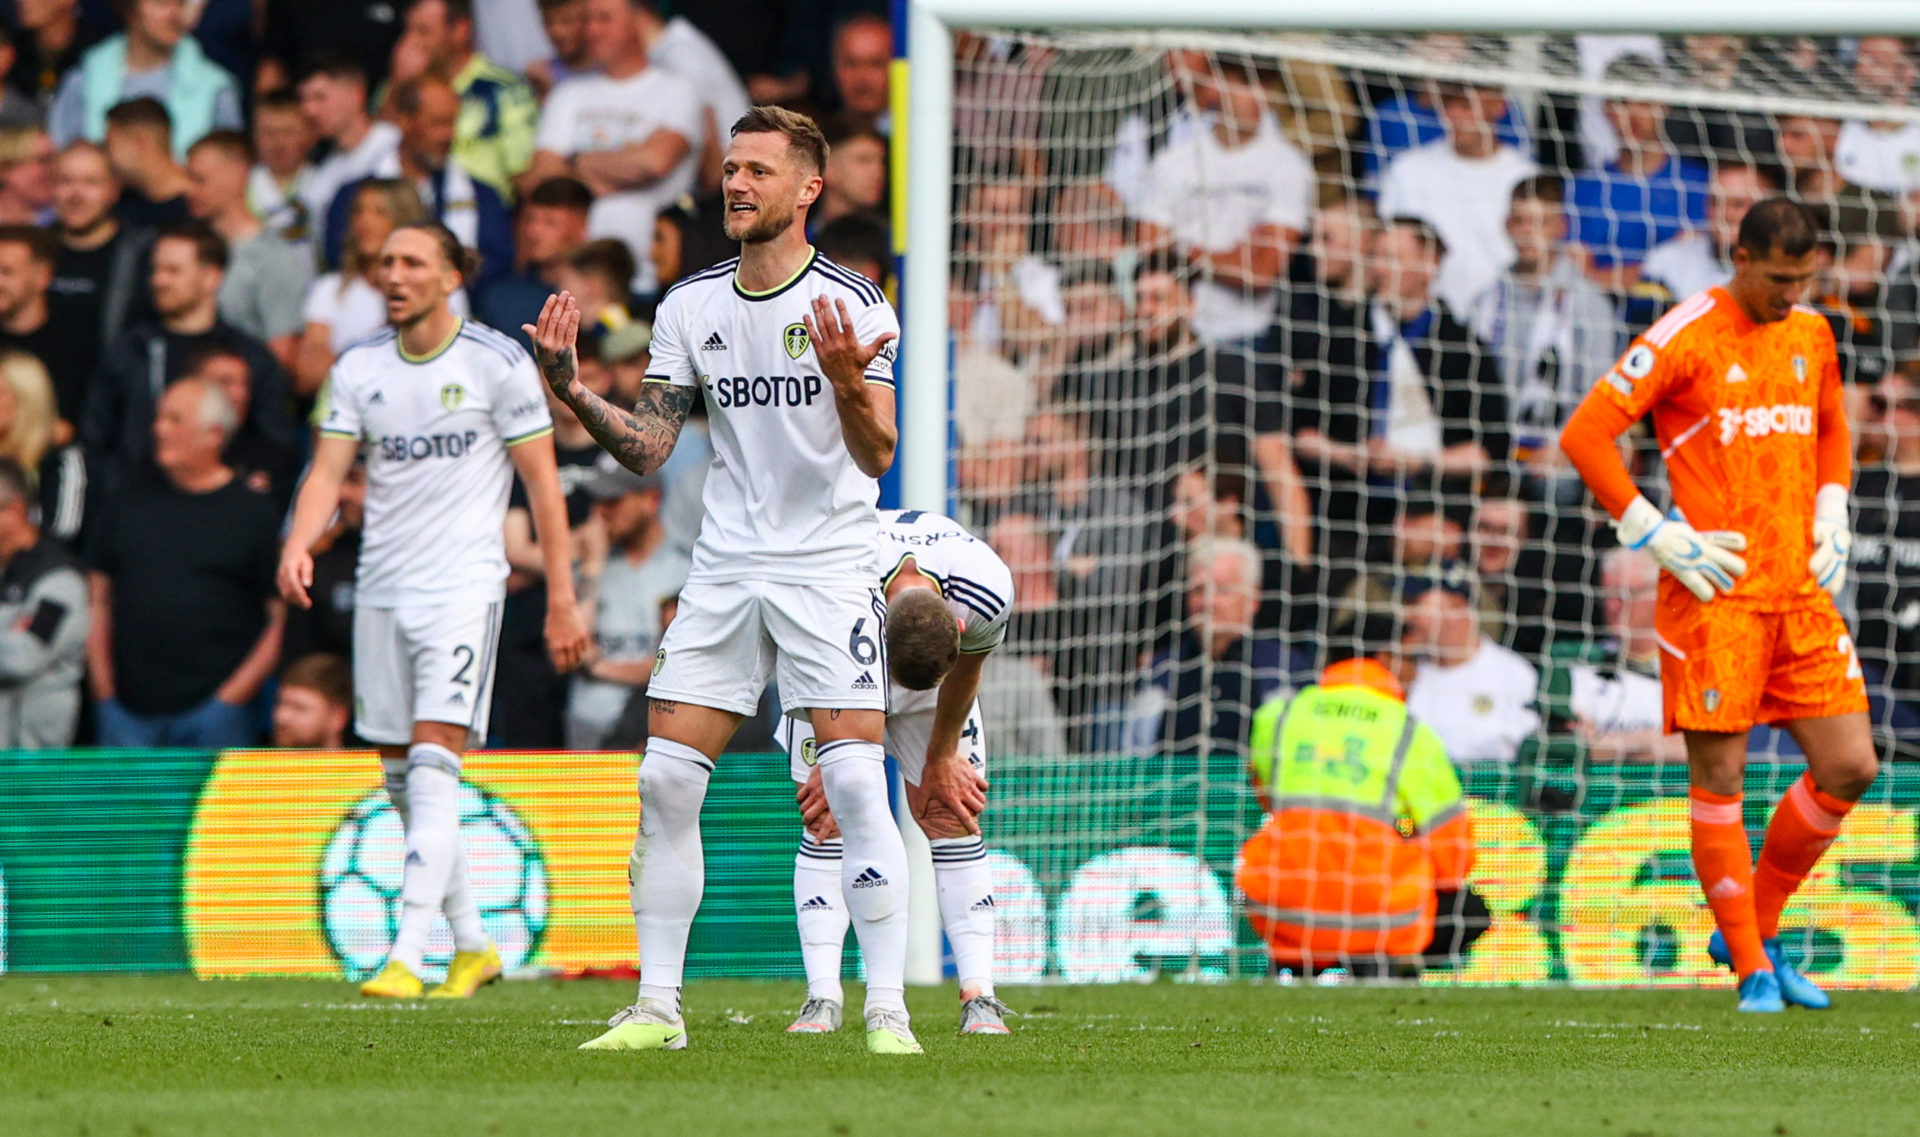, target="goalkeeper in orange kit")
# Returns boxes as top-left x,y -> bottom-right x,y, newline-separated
1558,197 -> 1876,1013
